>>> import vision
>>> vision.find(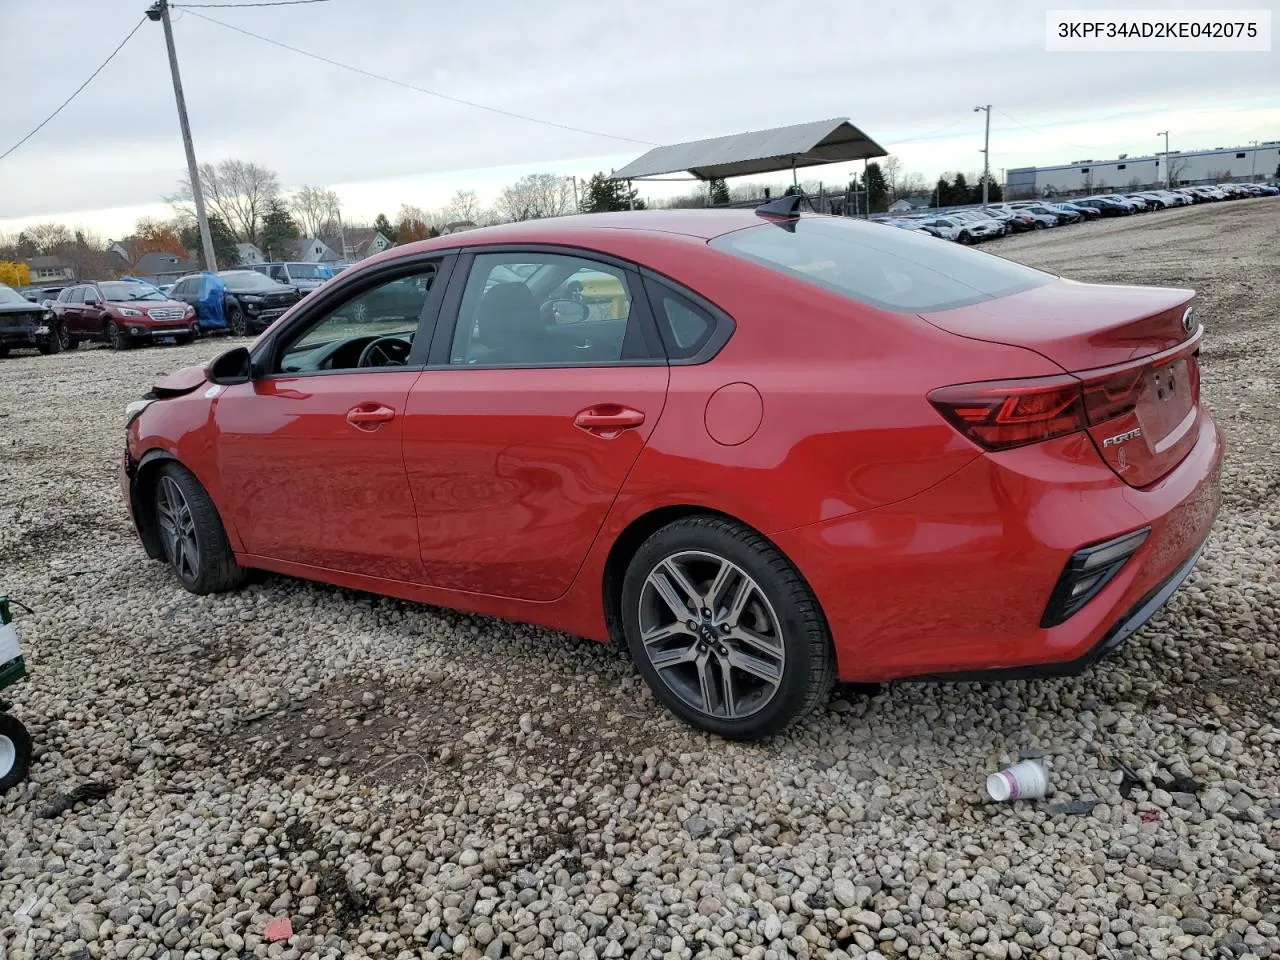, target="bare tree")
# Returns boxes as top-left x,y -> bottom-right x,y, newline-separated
493,174 -> 577,222
170,159 -> 280,245
444,189 -> 485,225
17,222 -> 73,254
290,184 -> 342,238
1165,157 -> 1190,186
